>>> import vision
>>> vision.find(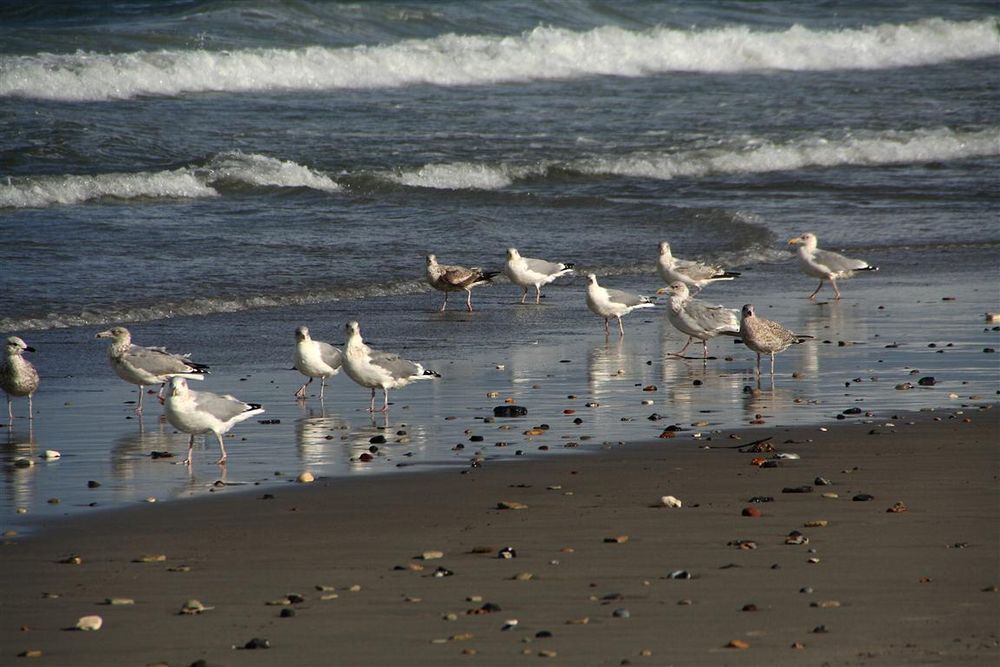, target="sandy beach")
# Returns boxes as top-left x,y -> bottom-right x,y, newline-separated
2,405 -> 996,666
